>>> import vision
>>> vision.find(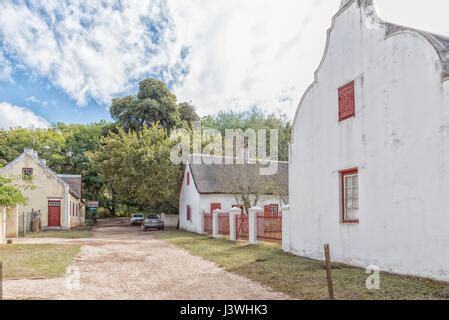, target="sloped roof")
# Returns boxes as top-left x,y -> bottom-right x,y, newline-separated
59,175 -> 82,198
187,155 -> 288,195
